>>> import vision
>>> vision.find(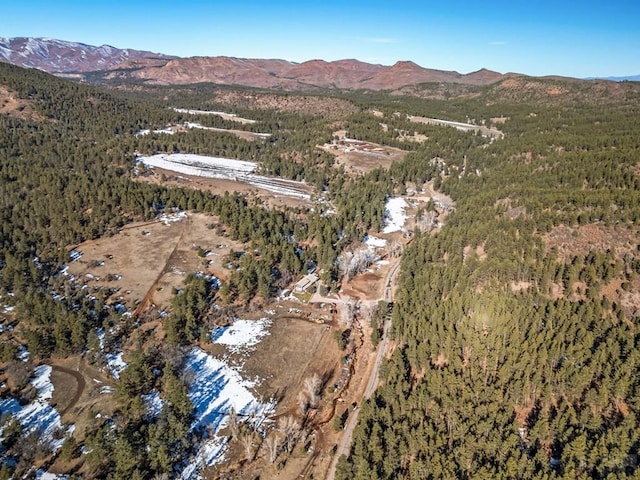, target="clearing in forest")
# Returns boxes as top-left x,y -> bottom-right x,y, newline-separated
319,131 -> 408,175
65,212 -> 244,313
